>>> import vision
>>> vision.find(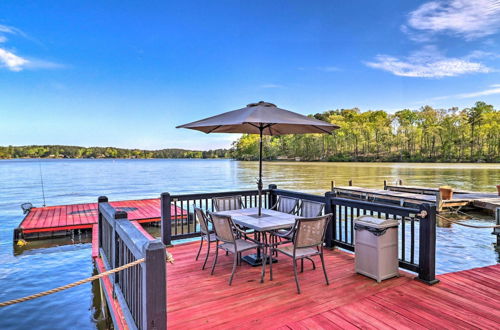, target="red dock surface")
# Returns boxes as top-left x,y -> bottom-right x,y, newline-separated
19,198 -> 185,235
165,241 -> 500,329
